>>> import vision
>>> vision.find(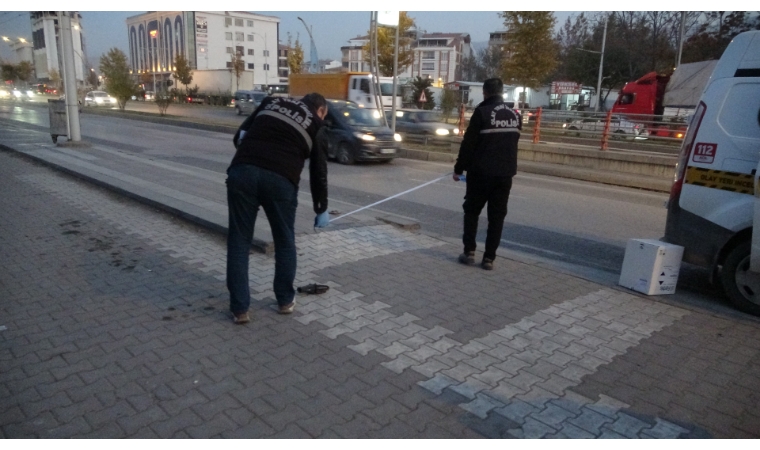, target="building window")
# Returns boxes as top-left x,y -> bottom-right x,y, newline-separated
225,32 -> 232,41
263,63 -> 270,71
226,47 -> 233,54
440,62 -> 448,72
248,63 -> 254,69
422,51 -> 435,60
247,34 -> 254,41
235,18 -> 243,27
226,61 -> 233,68
421,62 -> 435,71
236,46 -> 244,55
441,52 -> 449,61
413,64 -> 419,73
225,17 -> 232,26
235,32 -> 244,41
247,20 -> 253,27
247,49 -> 254,56
263,50 -> 270,57
350,50 -> 359,60
350,62 -> 358,71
